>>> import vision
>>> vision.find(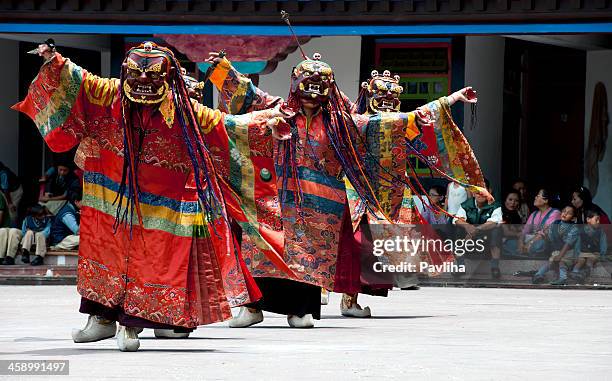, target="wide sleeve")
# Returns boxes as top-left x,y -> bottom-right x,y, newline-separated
209,58 -> 283,114
191,100 -> 291,277
416,97 -> 485,190
12,53 -> 118,153
350,111 -> 422,225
